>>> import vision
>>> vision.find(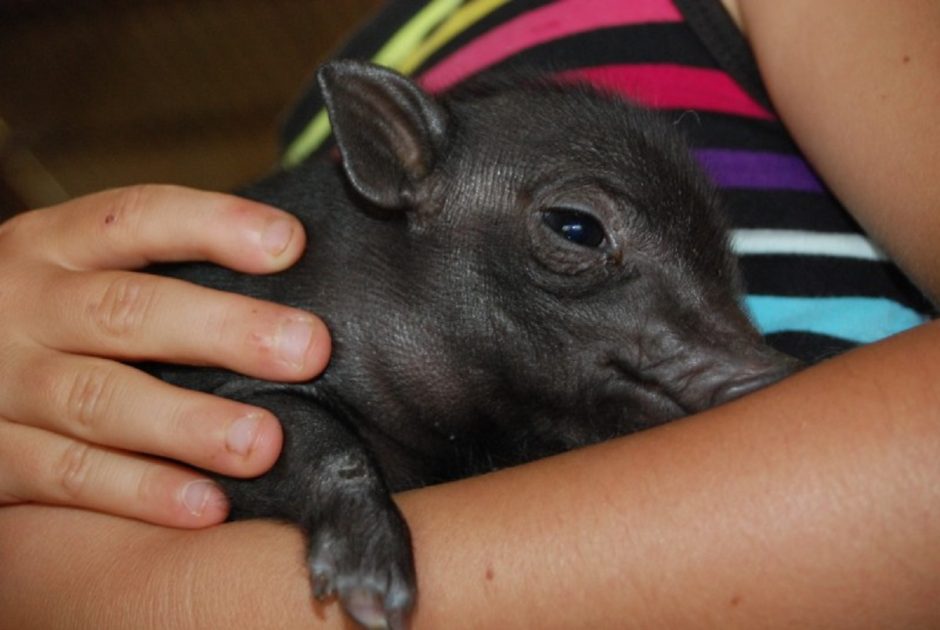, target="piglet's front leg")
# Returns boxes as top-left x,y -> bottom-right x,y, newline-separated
306,448 -> 416,630
215,391 -> 416,630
